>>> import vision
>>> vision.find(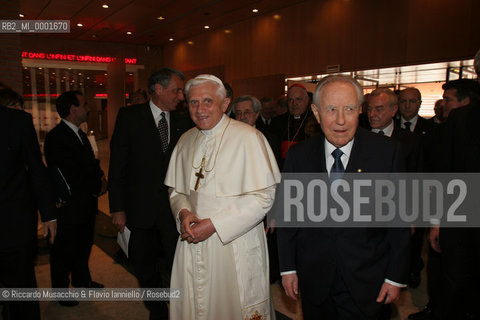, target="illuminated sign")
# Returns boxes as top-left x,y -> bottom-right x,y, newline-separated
21,51 -> 137,64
